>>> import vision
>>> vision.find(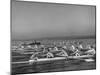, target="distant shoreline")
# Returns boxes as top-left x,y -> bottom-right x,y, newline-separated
12,36 -> 96,41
